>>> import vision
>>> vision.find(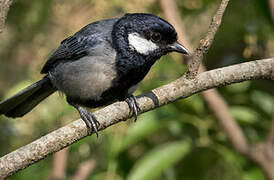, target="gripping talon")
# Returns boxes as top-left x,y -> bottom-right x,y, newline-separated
69,102 -> 99,137
125,95 -> 140,122
132,96 -> 141,112
79,107 -> 99,137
